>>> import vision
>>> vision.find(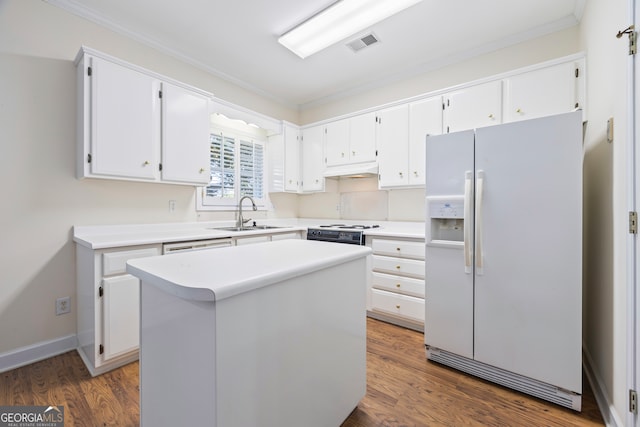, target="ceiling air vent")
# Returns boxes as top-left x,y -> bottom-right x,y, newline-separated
346,33 -> 379,52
